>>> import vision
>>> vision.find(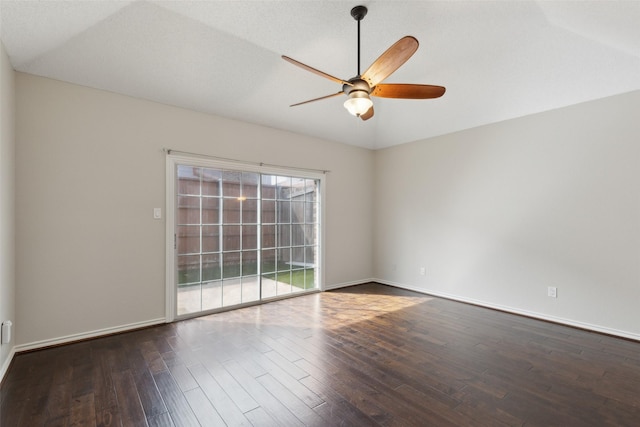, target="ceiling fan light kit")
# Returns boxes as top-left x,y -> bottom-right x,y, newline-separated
343,78 -> 373,117
344,91 -> 373,117
282,5 -> 445,121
